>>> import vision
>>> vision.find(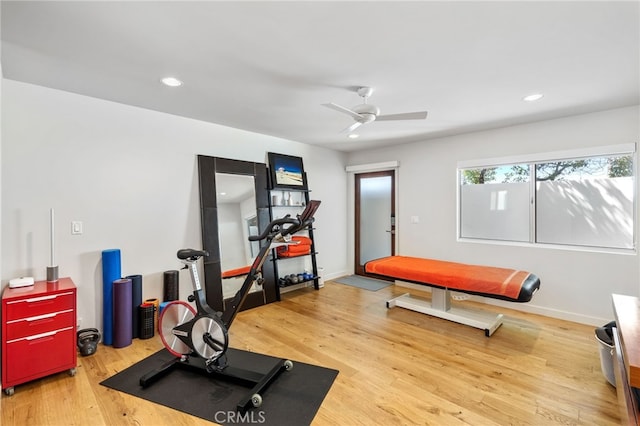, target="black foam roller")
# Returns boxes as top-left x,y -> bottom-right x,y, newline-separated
126,274 -> 143,338
163,270 -> 179,301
